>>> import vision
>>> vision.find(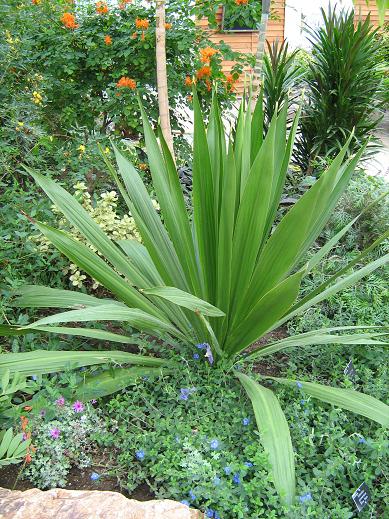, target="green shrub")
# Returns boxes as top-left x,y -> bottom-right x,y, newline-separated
294,7 -> 385,172
1,0 -> 247,136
